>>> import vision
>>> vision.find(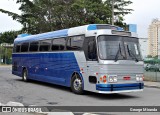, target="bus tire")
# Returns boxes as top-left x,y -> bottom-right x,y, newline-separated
22,69 -> 28,82
71,73 -> 84,94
